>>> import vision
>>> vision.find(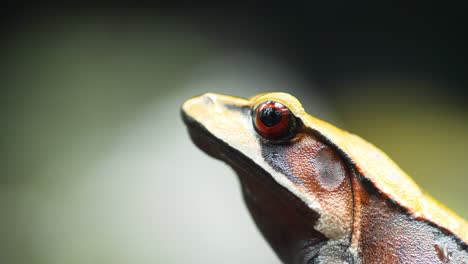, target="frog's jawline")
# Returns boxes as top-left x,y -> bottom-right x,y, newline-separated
182,111 -> 333,263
